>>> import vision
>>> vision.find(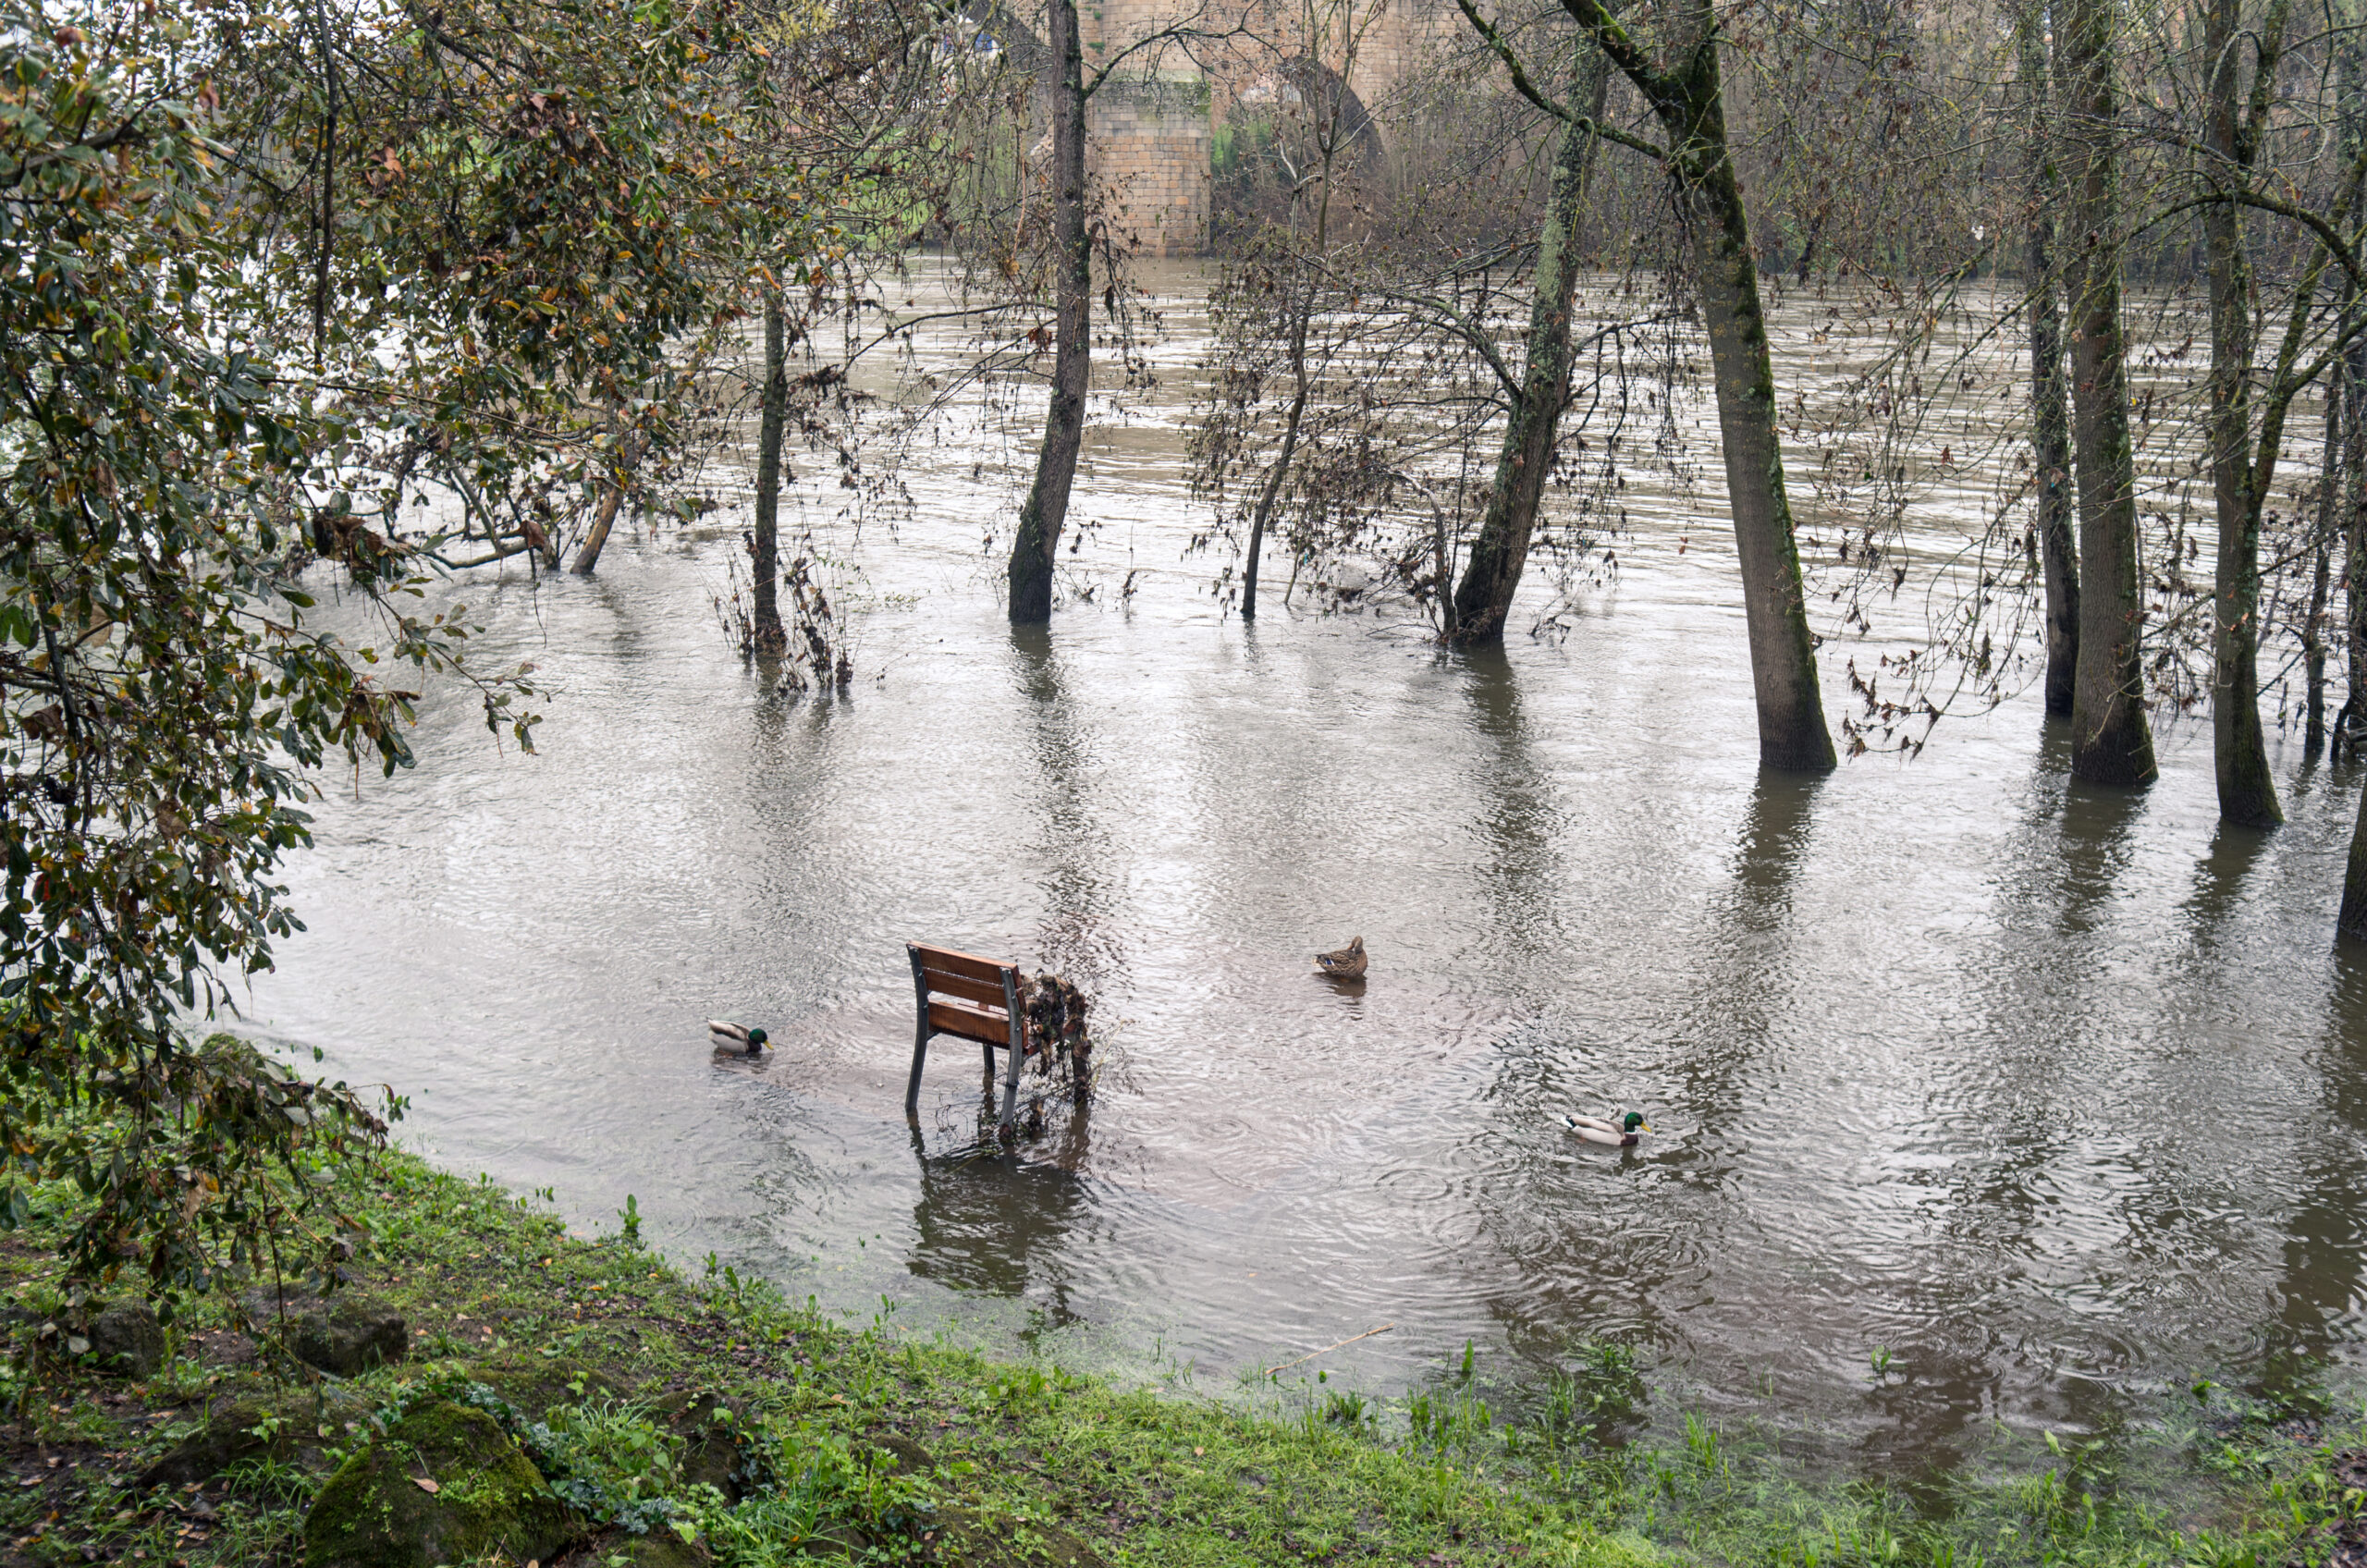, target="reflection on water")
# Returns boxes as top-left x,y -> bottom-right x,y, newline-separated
908,1120 -> 1098,1332
239,269 -> 2367,1480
